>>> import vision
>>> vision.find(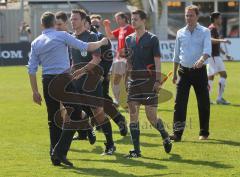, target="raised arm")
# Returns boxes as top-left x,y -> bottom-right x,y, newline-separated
102,20 -> 116,39
63,31 -> 108,52
87,38 -> 108,51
